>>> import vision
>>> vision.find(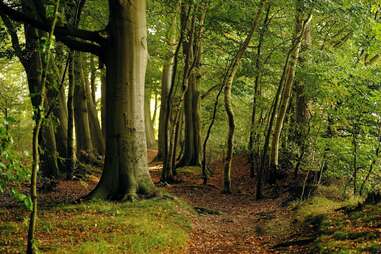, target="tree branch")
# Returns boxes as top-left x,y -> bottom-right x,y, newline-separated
0,13 -> 24,60
0,1 -> 107,47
